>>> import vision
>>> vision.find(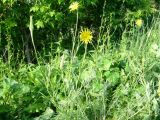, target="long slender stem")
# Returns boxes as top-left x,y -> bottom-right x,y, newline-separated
0,25 -> 1,46
7,30 -> 11,66
29,16 -> 39,64
82,44 -> 87,65
71,10 -> 79,58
